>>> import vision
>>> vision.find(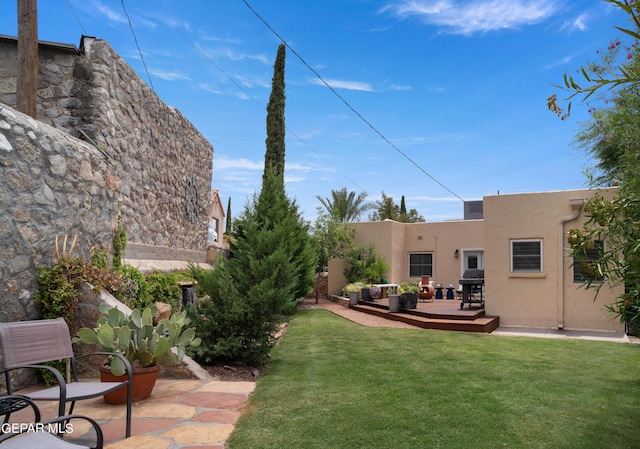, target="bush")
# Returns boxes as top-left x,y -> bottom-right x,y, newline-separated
343,244 -> 388,284
187,263 -> 283,366
144,270 -> 195,311
35,256 -> 123,329
34,255 -> 124,385
117,264 -> 151,309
